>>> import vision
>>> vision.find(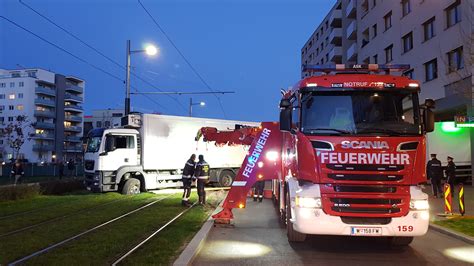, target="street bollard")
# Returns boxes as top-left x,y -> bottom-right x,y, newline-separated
459,183 -> 465,216
444,183 -> 452,215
